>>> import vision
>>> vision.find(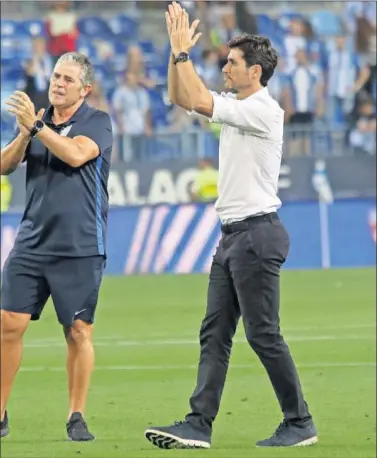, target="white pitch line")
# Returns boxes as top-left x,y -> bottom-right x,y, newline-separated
23,334 -> 376,348
24,323 -> 376,345
19,362 -> 376,373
